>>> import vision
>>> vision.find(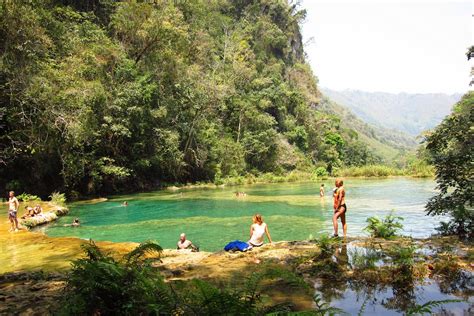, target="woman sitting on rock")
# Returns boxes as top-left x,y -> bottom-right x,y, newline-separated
248,214 -> 272,248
